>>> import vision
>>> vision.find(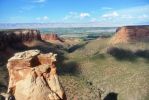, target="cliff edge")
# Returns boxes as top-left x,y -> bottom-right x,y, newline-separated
111,25 -> 149,44
1,50 -> 66,100
0,29 -> 41,50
